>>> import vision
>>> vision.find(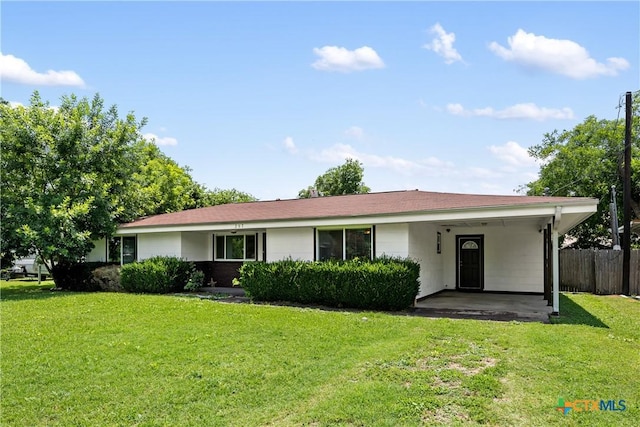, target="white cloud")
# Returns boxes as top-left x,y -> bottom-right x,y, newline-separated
489,141 -> 538,167
308,143 -> 455,176
283,136 -> 297,154
469,167 -> 503,179
446,102 -> 574,121
478,182 -> 503,192
344,126 -> 364,140
144,132 -> 178,146
0,52 -> 85,86
281,140 -> 539,196
489,29 -> 629,79
7,100 -> 60,111
311,46 -> 385,72
423,23 -> 463,64
446,103 -> 465,116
